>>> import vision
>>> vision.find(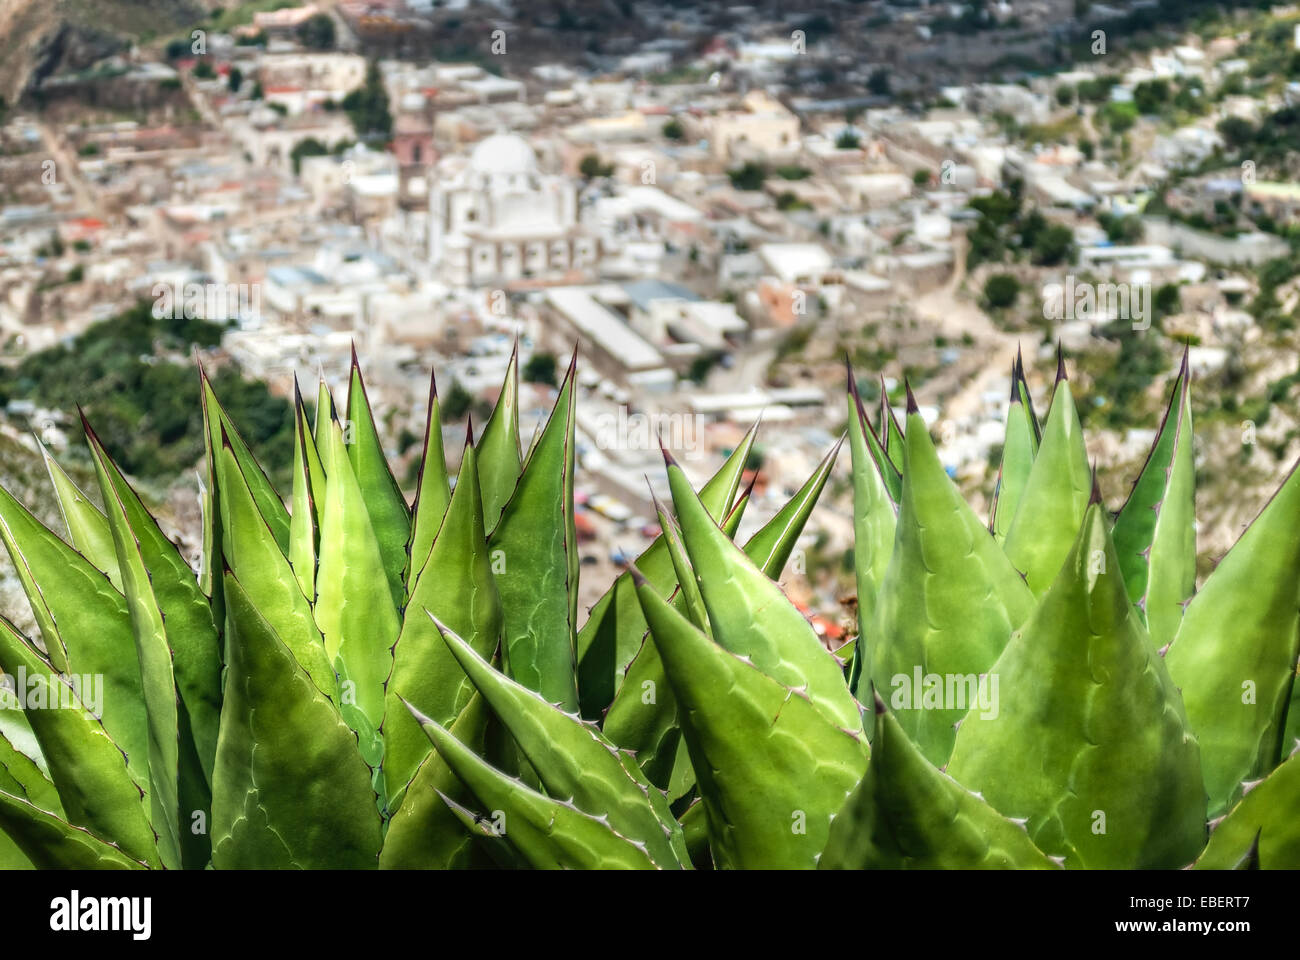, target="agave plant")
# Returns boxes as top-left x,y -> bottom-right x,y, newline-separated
0,346 -> 838,869
0,342 -> 1296,871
